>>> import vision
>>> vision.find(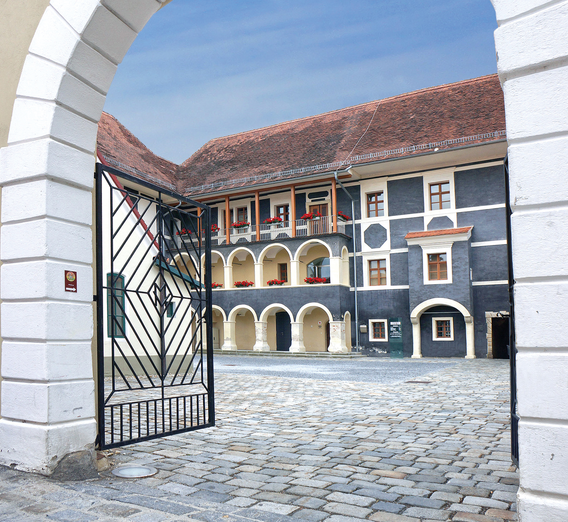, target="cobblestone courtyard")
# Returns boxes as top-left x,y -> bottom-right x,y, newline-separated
0,358 -> 517,521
